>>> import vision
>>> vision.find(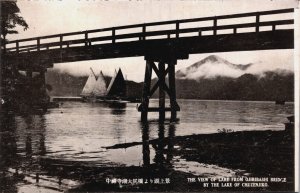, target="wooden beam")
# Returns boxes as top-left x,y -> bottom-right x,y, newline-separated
168,62 -> 179,120
213,17 -> 217,35
176,21 -> 180,38
37,38 -> 40,51
142,26 -> 146,41
85,32 -> 88,46
112,28 -> 116,44
60,36 -> 63,49
140,60 -> 153,121
256,14 -> 260,32
149,81 -> 170,98
163,83 -> 171,97
158,62 -> 165,122
149,81 -> 159,97
150,61 -> 159,76
149,65 -> 170,97
150,61 -> 169,78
